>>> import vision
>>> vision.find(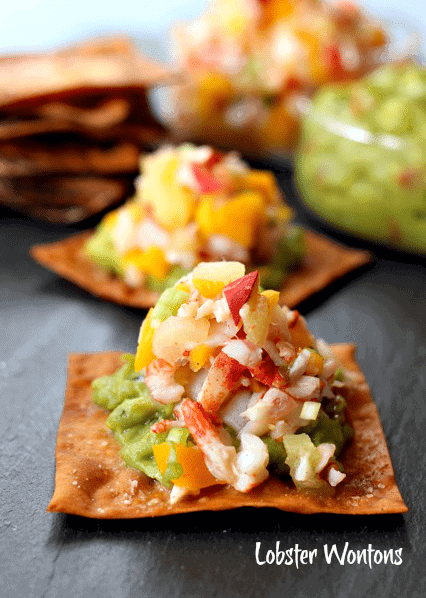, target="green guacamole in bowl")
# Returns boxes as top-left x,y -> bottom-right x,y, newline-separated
295,62 -> 426,253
